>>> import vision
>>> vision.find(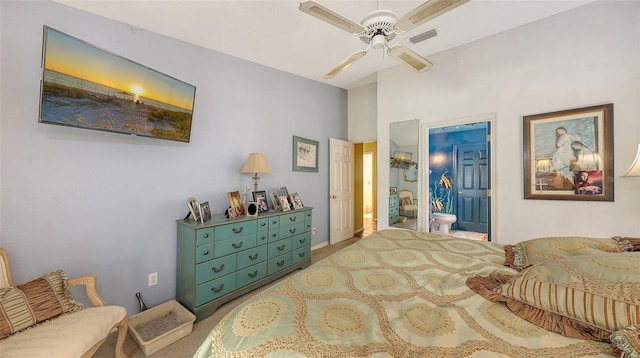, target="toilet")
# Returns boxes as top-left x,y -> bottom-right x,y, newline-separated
431,213 -> 457,234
